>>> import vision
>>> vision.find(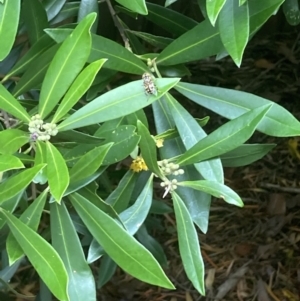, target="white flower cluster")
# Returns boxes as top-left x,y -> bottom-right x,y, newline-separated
28,114 -> 58,141
158,159 -> 184,198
